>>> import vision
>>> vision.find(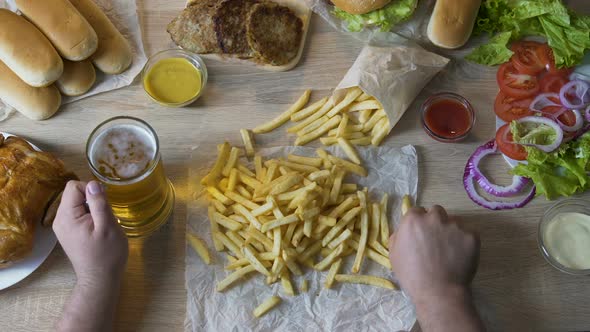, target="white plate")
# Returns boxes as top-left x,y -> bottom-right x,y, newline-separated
0,133 -> 58,290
